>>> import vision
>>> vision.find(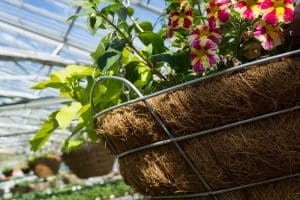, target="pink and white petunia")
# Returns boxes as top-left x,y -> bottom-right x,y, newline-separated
260,0 -> 294,25
168,6 -> 193,30
253,21 -> 284,50
188,25 -> 222,45
235,0 -> 262,20
206,0 -> 231,28
190,38 -> 219,73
